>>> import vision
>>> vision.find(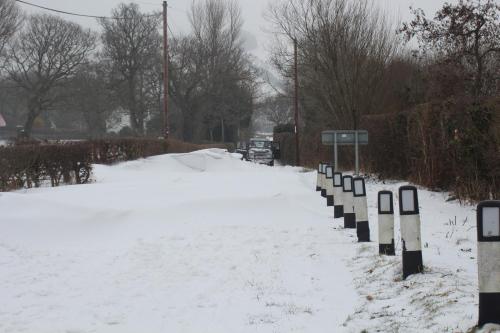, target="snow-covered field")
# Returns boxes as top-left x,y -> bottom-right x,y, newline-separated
0,149 -> 492,332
